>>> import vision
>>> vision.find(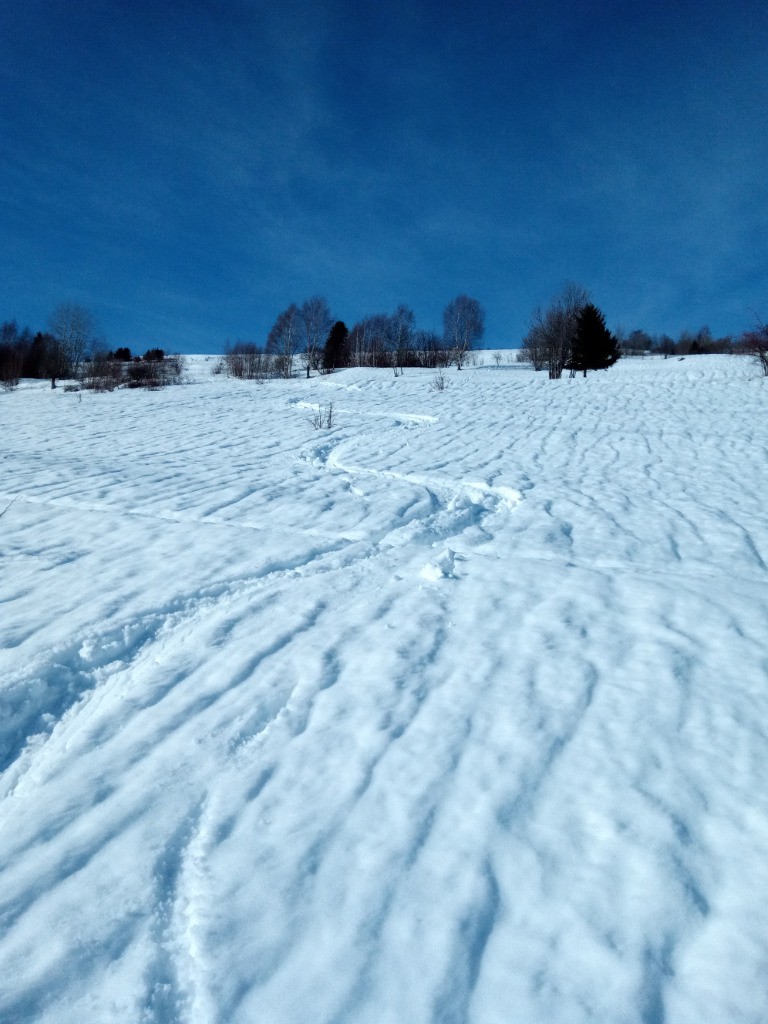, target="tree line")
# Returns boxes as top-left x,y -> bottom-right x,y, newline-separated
0,304 -> 183,391
223,294 -> 485,380
1,293 -> 485,390
615,326 -> 745,359
520,284 -> 767,378
3,290 -> 767,391
0,303 -> 96,388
